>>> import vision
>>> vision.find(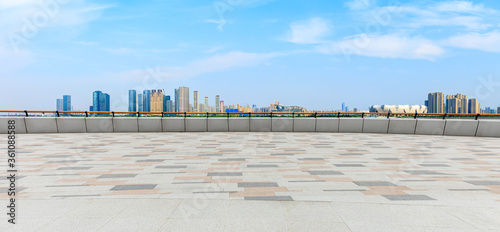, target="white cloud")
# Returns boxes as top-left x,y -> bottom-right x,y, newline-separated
317,34 -> 445,61
287,18 -> 332,44
345,0 -> 373,10
433,1 -> 496,14
446,31 -> 500,52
